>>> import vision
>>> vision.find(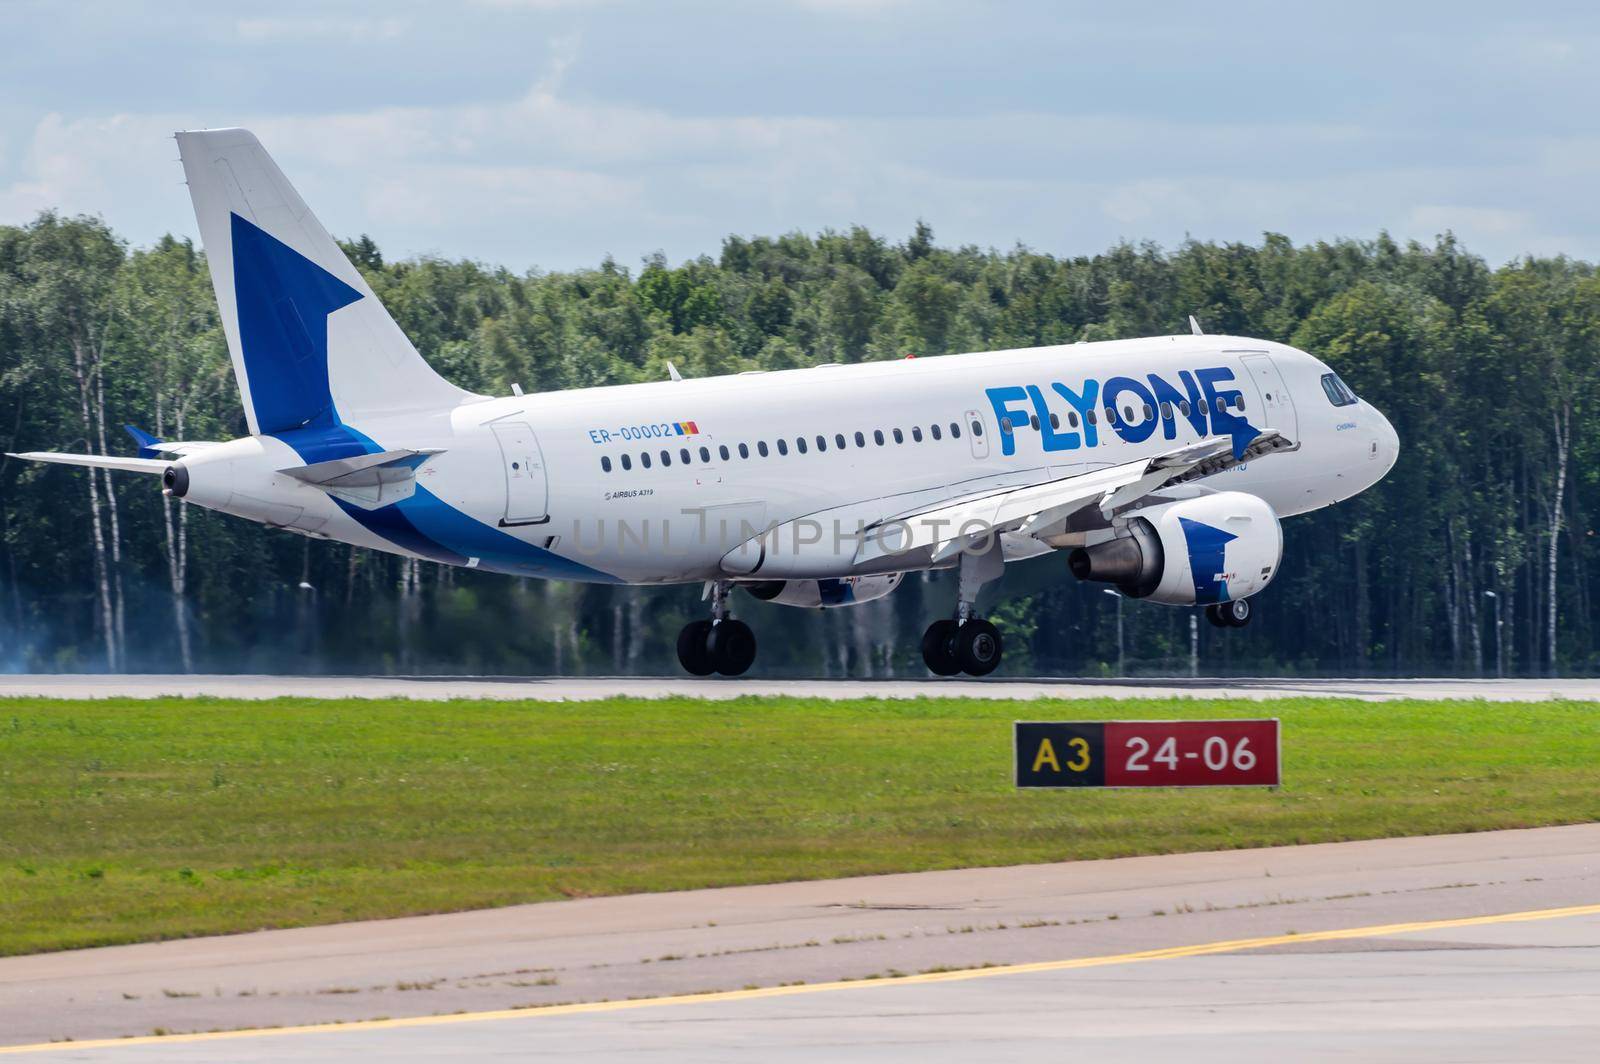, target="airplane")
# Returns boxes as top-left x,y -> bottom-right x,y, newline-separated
9,129 -> 1399,677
